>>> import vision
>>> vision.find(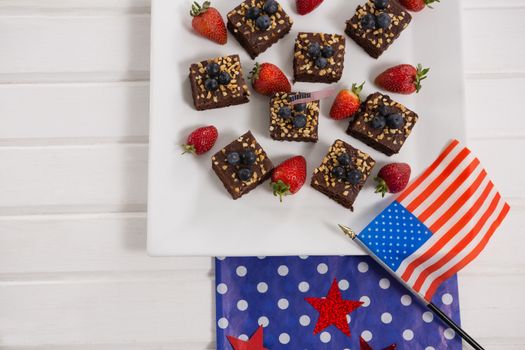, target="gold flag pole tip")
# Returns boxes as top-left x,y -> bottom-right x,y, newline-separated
338,224 -> 356,239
